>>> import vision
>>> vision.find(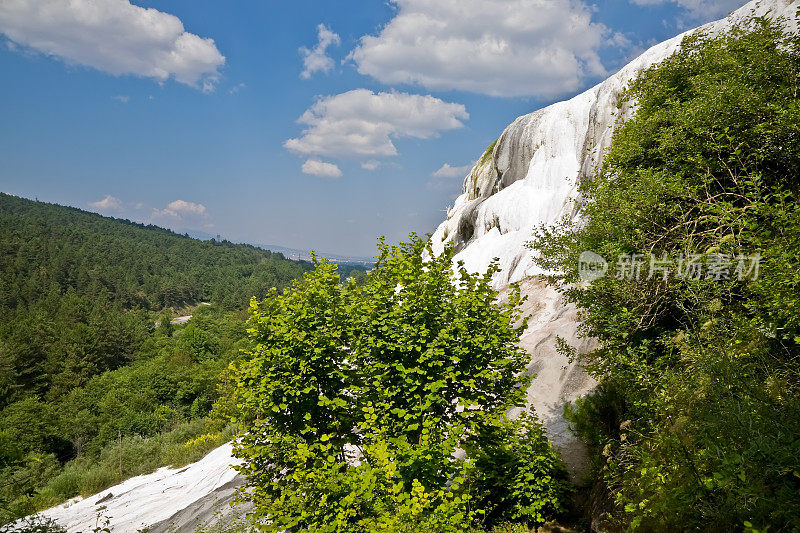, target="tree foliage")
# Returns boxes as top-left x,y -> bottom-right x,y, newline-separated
0,193 -> 315,412
533,18 -> 800,530
231,236 -> 569,531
